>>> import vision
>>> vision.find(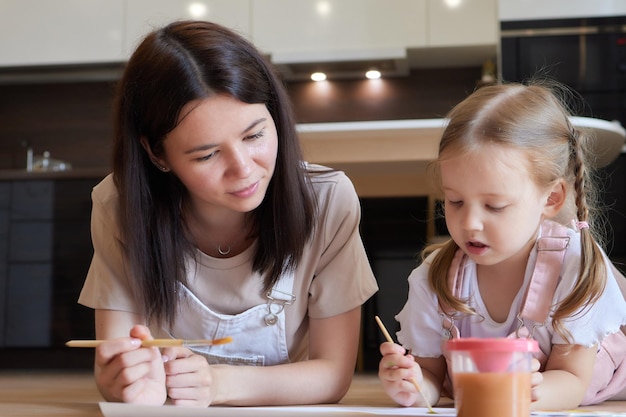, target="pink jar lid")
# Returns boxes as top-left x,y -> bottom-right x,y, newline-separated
446,337 -> 539,352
